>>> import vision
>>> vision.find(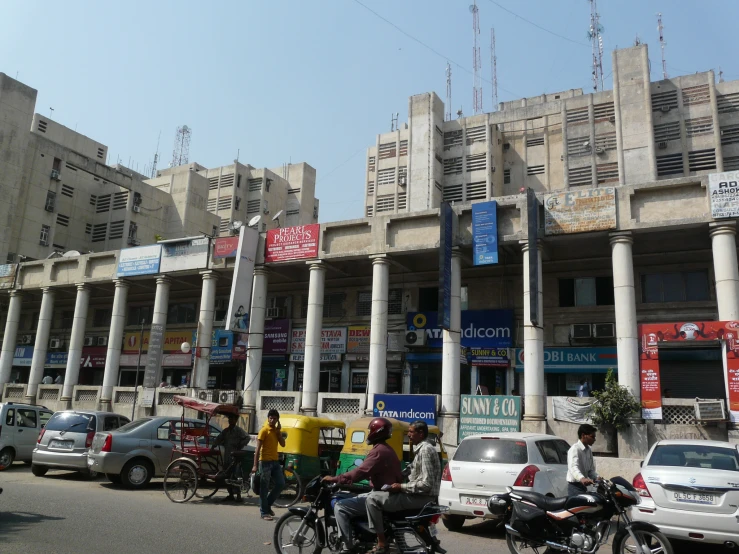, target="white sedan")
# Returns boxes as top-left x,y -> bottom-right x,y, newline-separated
632,439 -> 739,547
438,432 -> 570,531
